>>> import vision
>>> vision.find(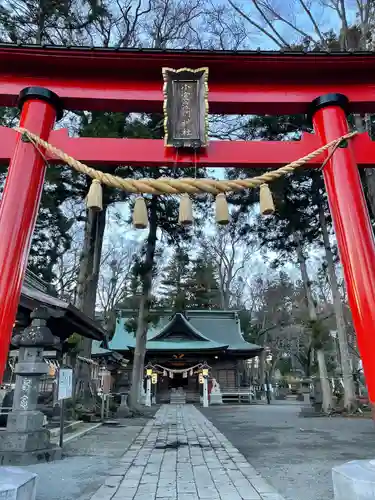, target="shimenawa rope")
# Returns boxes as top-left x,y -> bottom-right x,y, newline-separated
14,126 -> 357,196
